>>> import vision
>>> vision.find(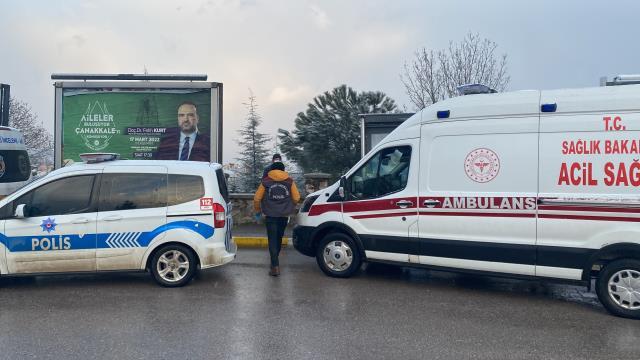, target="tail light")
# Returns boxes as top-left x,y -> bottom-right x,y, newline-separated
213,203 -> 226,228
